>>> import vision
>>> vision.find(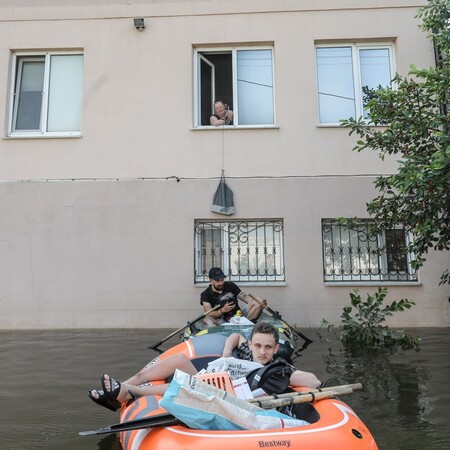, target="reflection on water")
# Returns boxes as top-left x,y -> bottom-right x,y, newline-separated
98,434 -> 121,450
1,328 -> 449,450
304,328 -> 450,449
